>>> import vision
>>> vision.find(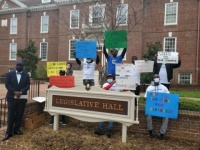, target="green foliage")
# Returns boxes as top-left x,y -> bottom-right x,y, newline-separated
179,99 -> 200,111
171,91 -> 200,98
139,97 -> 200,111
142,41 -> 162,60
17,40 -> 41,78
37,64 -> 47,78
141,41 -> 162,84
